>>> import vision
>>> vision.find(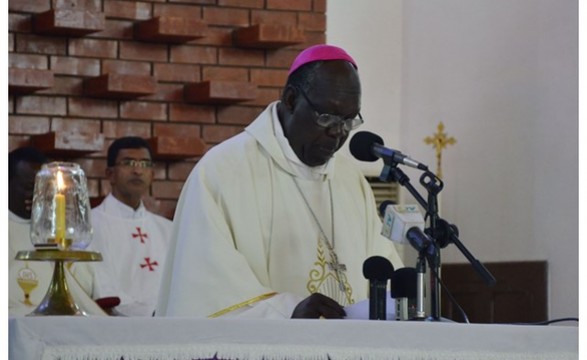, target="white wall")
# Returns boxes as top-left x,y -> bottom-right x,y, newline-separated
328,0 -> 578,320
